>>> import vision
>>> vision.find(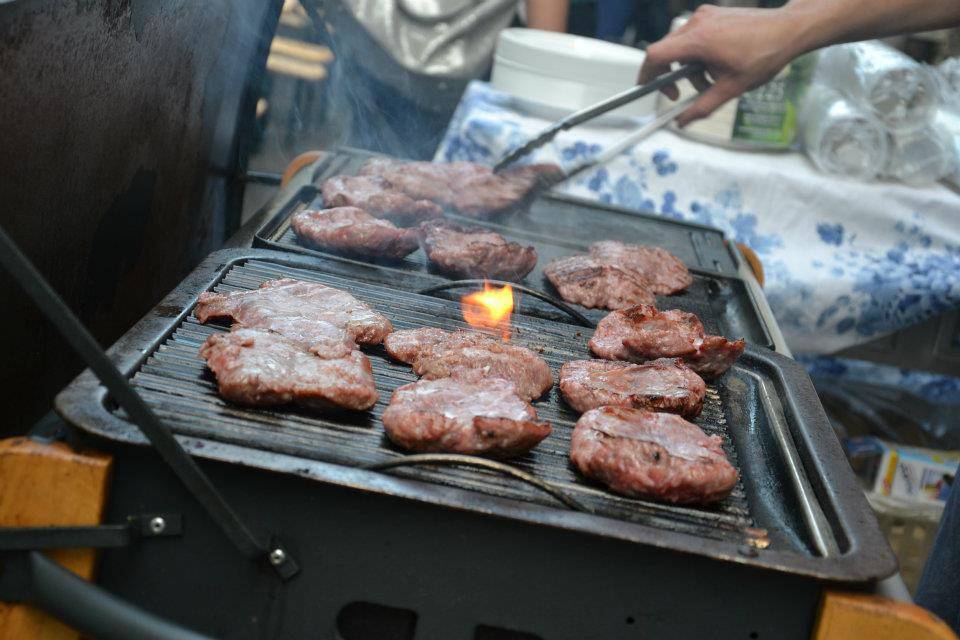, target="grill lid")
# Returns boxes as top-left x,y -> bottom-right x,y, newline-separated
57,249 -> 895,583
